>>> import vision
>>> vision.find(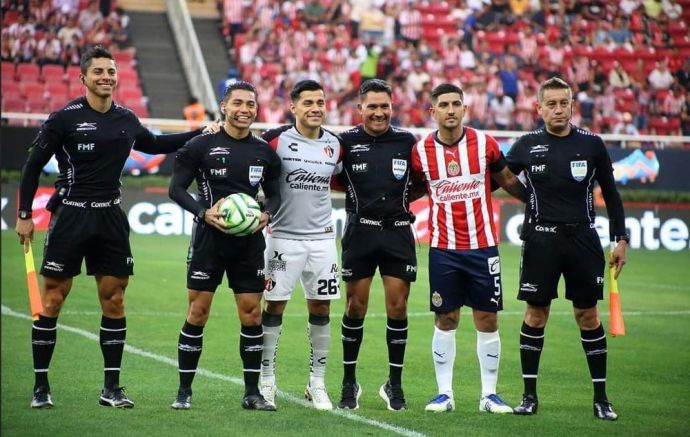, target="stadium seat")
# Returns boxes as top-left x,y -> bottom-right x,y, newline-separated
45,81 -> 69,96
126,102 -> 149,118
20,82 -> 45,98
16,63 -> 41,82
117,68 -> 139,84
68,82 -> 84,99
1,80 -> 21,95
41,64 -> 66,82
648,117 -> 681,135
26,99 -> 47,114
49,96 -> 69,111
66,65 -> 82,82
113,50 -> 135,67
2,97 -> 26,112
2,61 -> 15,79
